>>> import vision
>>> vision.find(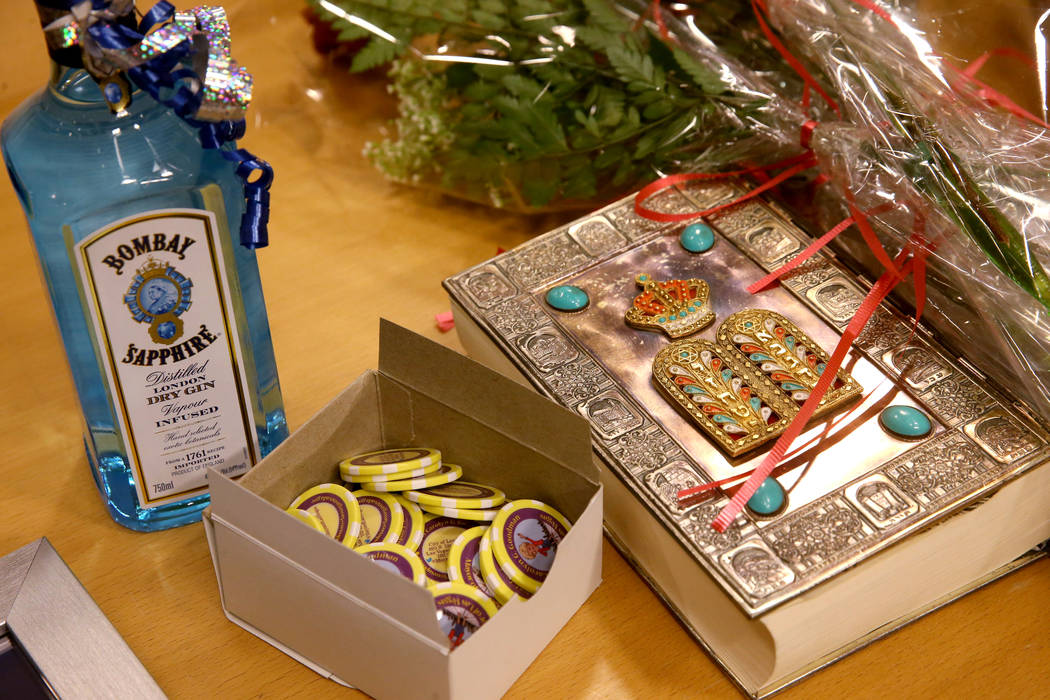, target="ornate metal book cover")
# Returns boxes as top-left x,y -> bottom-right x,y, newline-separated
443,181 -> 1050,616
